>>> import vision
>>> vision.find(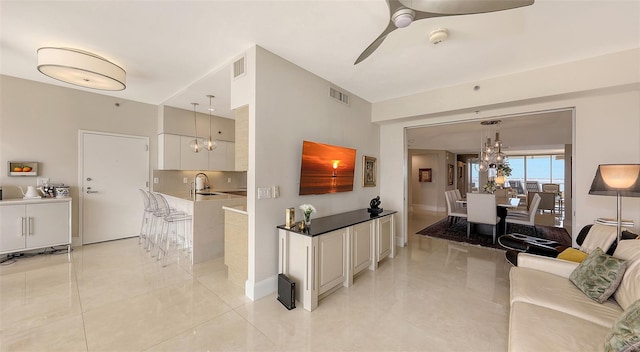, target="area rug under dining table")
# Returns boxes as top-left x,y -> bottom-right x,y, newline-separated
416,218 -> 572,250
